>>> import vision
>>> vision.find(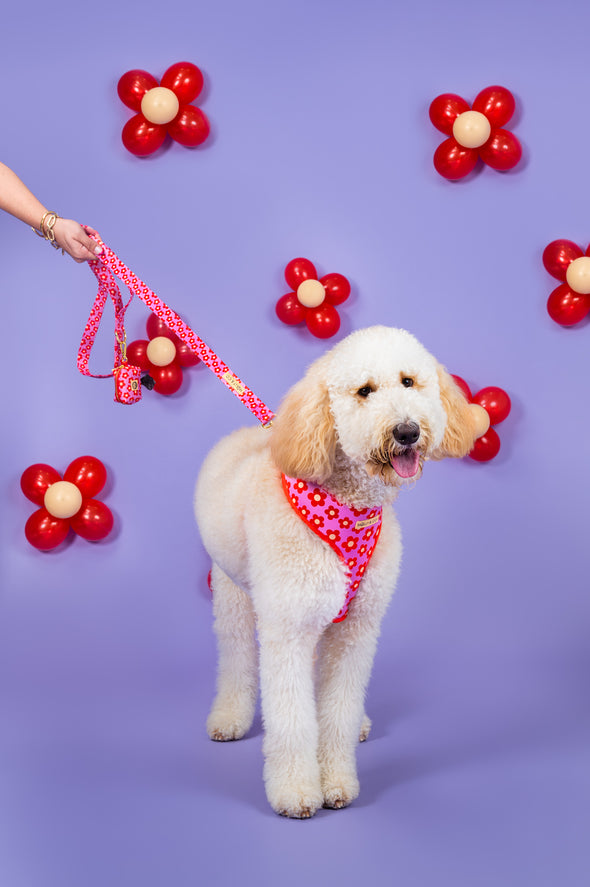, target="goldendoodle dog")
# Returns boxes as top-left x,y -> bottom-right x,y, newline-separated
194,326 -> 485,818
